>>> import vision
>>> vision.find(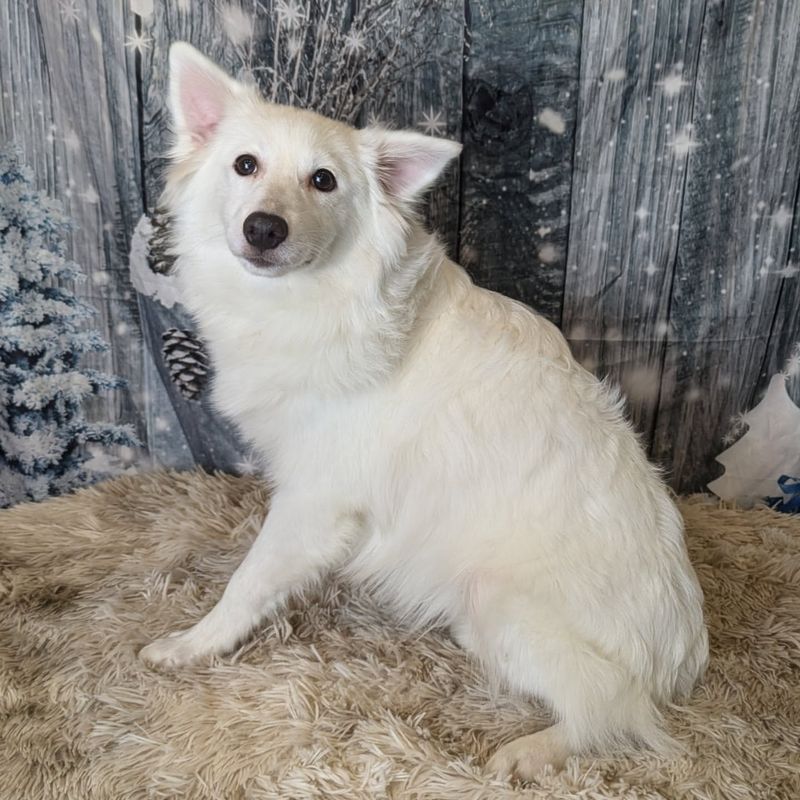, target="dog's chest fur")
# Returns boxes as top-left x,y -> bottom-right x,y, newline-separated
187,277 -> 399,484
